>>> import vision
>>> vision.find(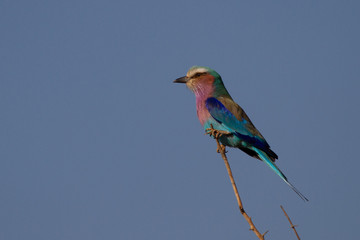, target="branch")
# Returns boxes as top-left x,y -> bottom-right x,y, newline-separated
207,124 -> 267,240
280,205 -> 301,240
